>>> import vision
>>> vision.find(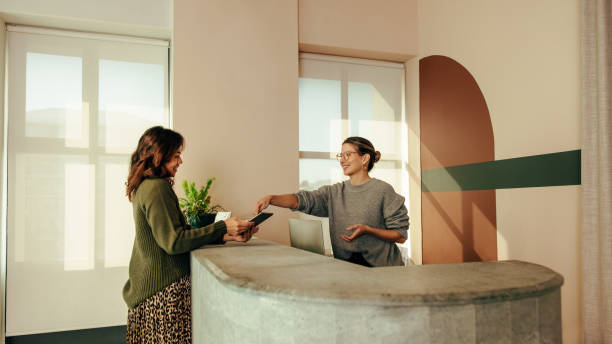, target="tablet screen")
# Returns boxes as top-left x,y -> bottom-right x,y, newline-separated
249,212 -> 273,226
